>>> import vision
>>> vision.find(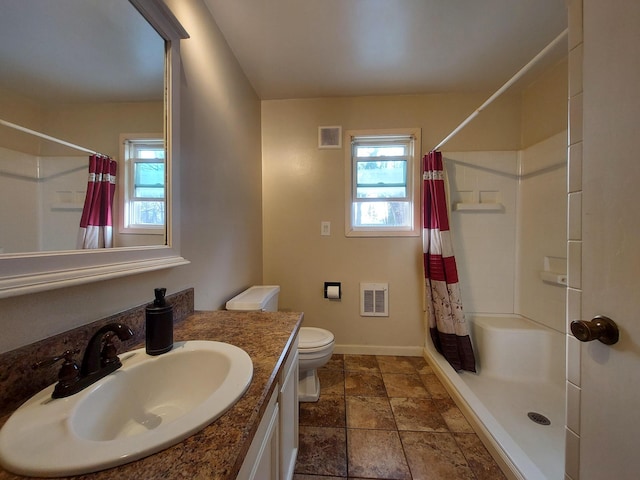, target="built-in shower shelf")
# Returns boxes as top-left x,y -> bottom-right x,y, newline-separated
454,202 -> 504,212
540,256 -> 567,286
539,271 -> 567,286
